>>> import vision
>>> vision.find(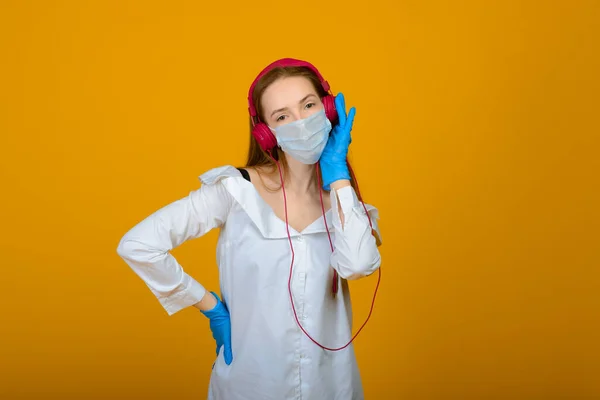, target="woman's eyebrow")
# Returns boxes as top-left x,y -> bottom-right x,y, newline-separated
300,94 -> 317,103
269,94 -> 318,118
270,106 -> 288,118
